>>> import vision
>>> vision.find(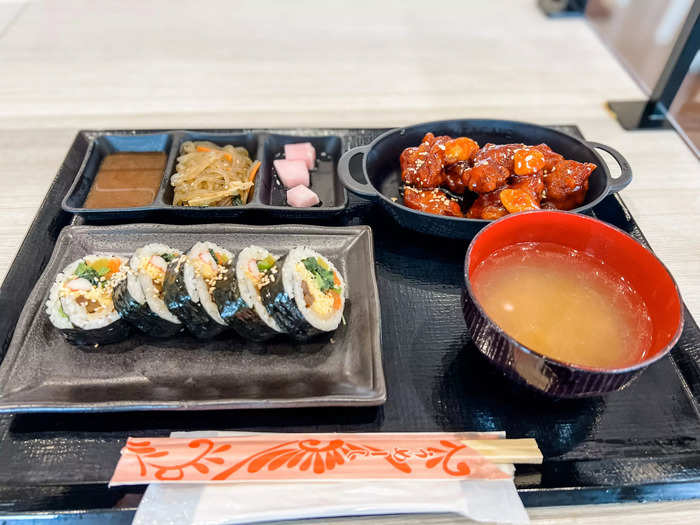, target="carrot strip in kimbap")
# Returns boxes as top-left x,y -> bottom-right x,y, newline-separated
259,247 -> 346,340
45,254 -> 131,345
212,246 -> 284,341
112,244 -> 183,337
162,242 -> 232,339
